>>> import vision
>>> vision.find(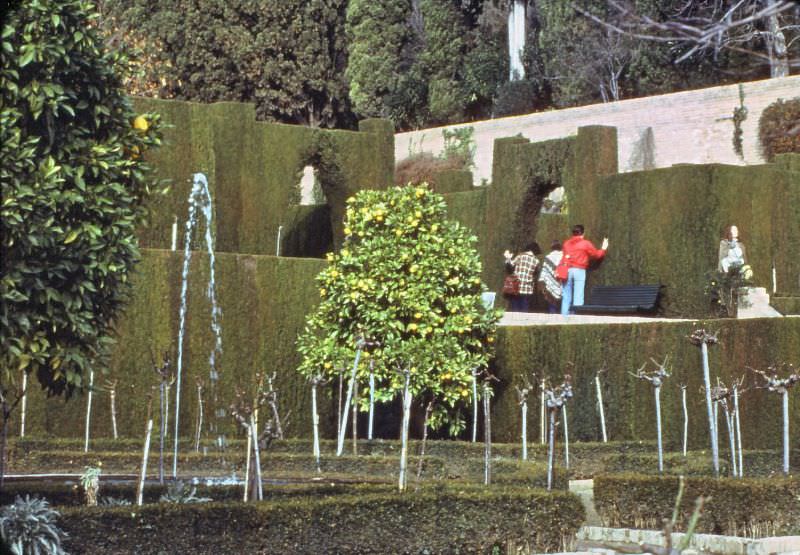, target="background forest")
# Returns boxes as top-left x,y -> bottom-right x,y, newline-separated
100,0 -> 799,131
